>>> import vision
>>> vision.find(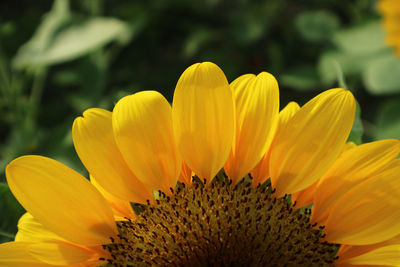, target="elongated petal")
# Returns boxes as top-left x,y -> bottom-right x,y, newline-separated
15,213 -> 63,243
113,91 -> 181,194
338,245 -> 400,266
312,139 -> 400,224
291,182 -> 317,209
251,102 -> 300,185
224,72 -> 279,184
324,162 -> 400,245
178,162 -> 193,186
337,235 -> 400,264
278,101 -> 301,126
270,89 -> 356,197
73,108 -> 152,204
291,141 -> 358,210
0,242 -> 52,267
172,62 -> 235,182
28,242 -> 101,266
90,176 -> 136,220
6,156 -> 117,246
